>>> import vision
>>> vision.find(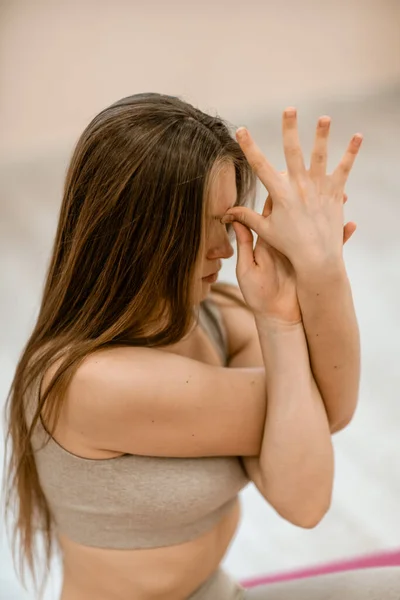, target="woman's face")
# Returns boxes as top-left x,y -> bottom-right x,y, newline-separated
194,162 -> 237,303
